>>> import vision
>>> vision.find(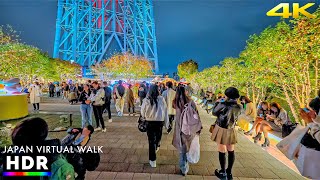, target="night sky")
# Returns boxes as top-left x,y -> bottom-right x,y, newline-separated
0,0 -> 318,74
